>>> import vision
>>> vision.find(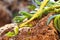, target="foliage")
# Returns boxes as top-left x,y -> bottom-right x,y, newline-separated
47,14 -> 60,32
28,5 -> 36,10
6,0 -> 60,37
6,26 -> 19,37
